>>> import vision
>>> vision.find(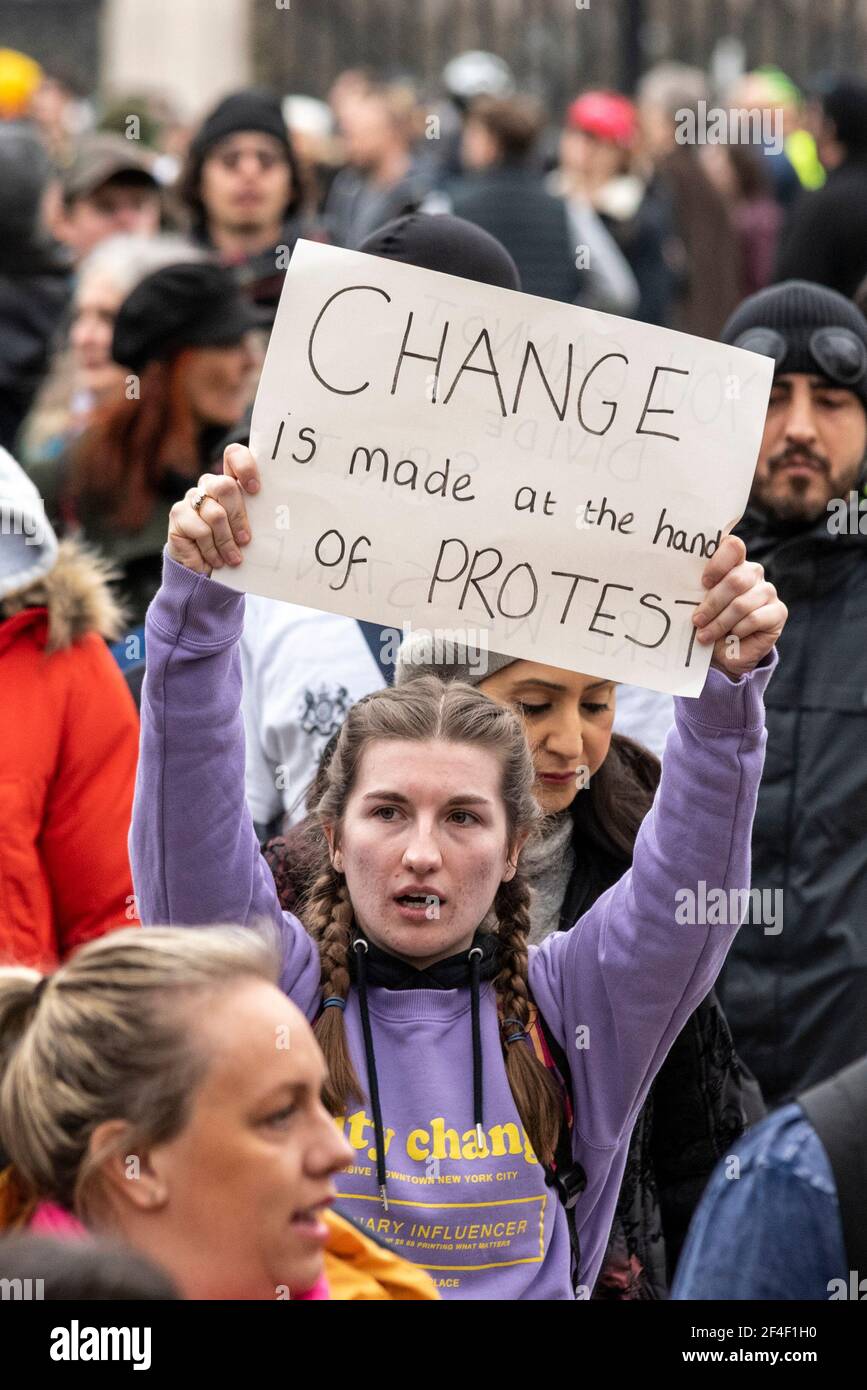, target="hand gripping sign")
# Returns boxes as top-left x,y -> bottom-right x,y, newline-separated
219,240 -> 773,696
